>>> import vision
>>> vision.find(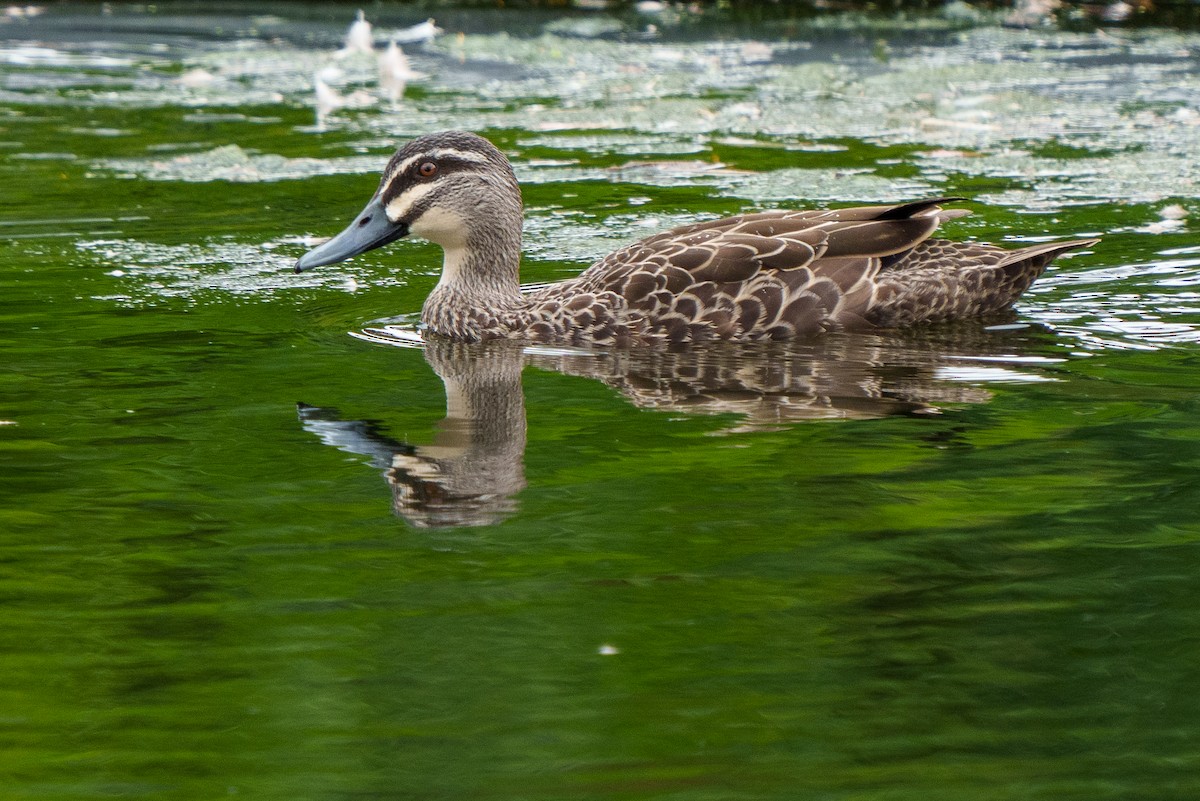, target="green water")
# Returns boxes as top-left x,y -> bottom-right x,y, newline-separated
4,4 -> 1200,799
